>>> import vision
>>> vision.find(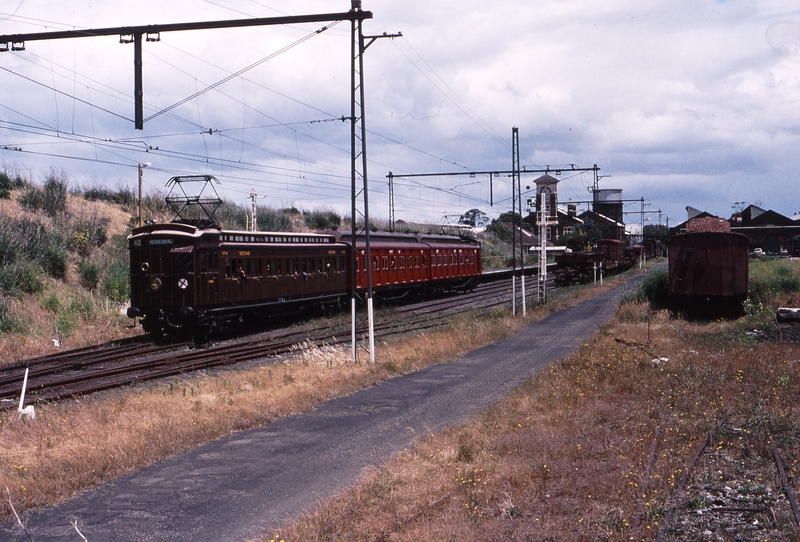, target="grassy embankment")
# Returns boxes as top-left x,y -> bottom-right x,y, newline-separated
263,258 -> 800,542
